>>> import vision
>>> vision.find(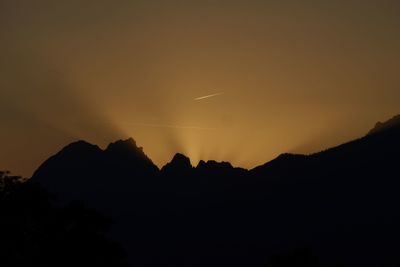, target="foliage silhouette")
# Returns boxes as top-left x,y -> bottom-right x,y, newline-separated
0,172 -> 127,267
